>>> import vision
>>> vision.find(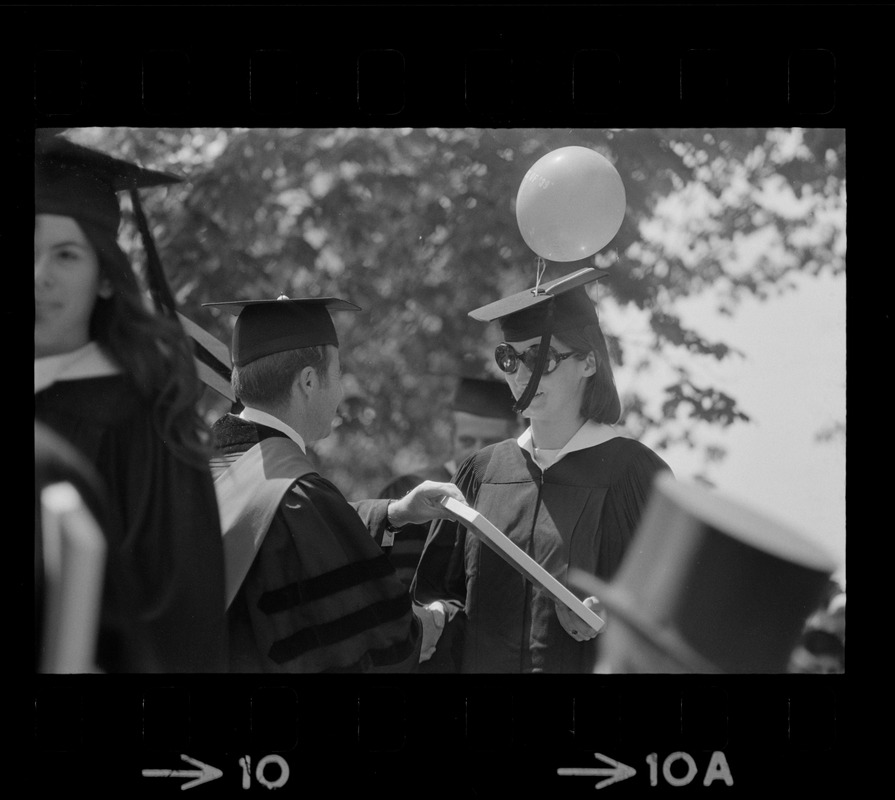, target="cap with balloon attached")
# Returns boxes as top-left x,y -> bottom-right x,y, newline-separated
469,266 -> 609,413
487,144 -> 625,413
570,473 -> 840,674
203,295 -> 361,368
